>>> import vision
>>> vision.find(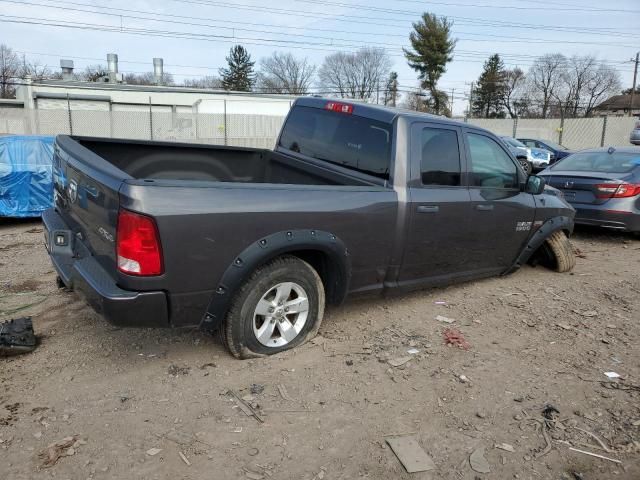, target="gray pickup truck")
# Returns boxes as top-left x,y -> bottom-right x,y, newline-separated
43,97 -> 576,358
